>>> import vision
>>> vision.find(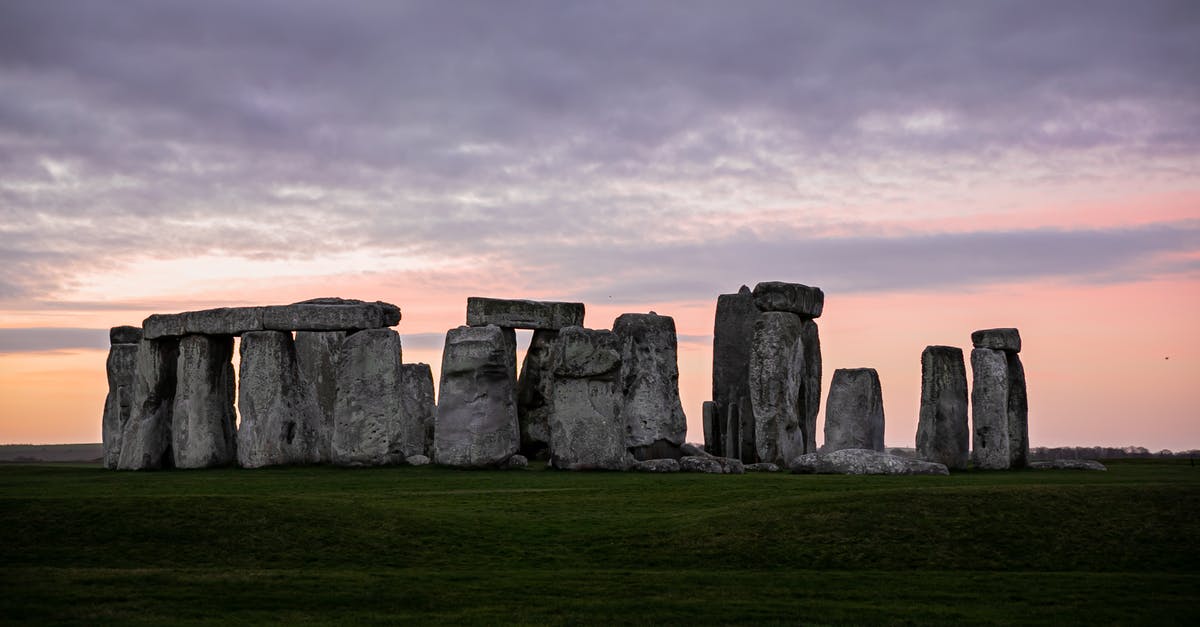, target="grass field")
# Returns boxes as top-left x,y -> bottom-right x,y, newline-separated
1,460 -> 1197,625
